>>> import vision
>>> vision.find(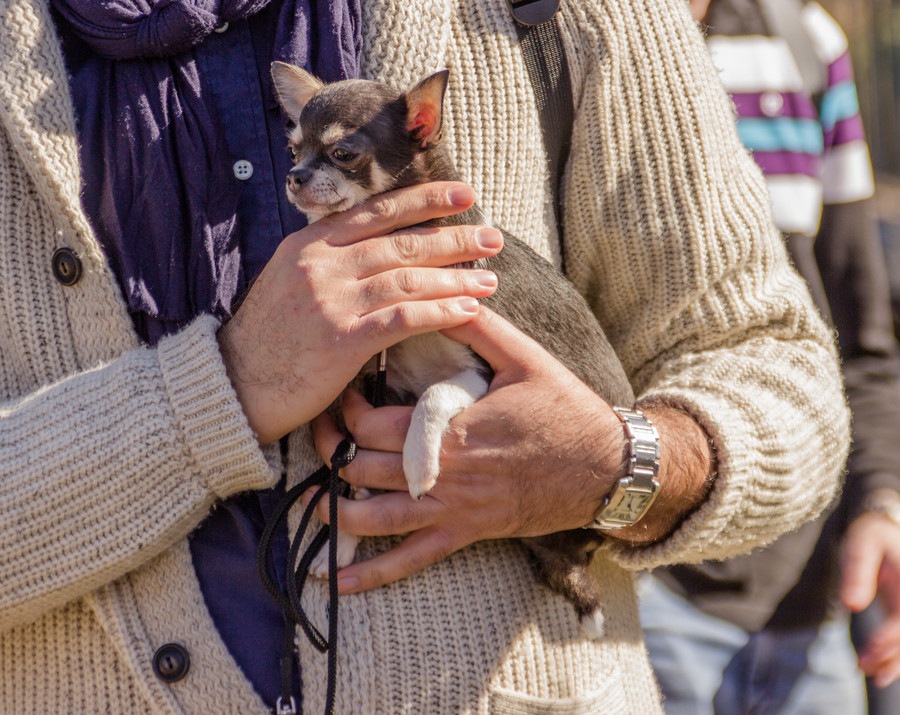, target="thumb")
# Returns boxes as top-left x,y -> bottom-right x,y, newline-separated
440,306 -> 542,375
